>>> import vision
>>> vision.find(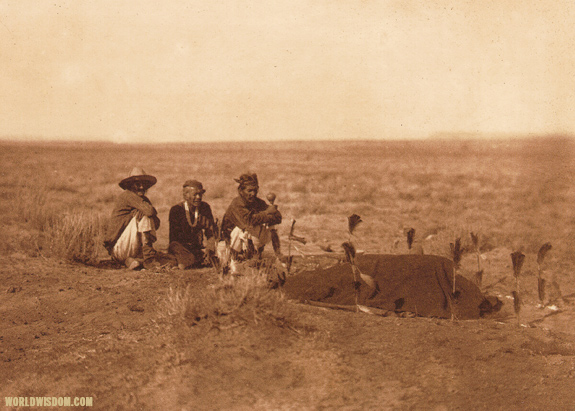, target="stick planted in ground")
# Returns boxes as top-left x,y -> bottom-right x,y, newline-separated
343,214 -> 363,311
536,242 -> 552,305
511,250 -> 525,325
287,219 -> 306,274
406,228 -> 415,250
